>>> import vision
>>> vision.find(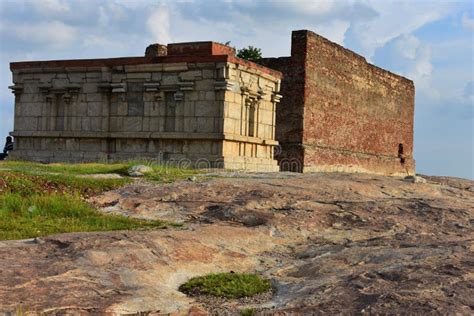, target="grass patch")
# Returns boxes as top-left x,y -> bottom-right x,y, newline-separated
179,272 -> 272,299
1,160 -> 200,183
240,308 -> 255,316
0,171 -> 130,197
0,193 -> 170,240
0,160 -> 195,240
1,160 -> 131,175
